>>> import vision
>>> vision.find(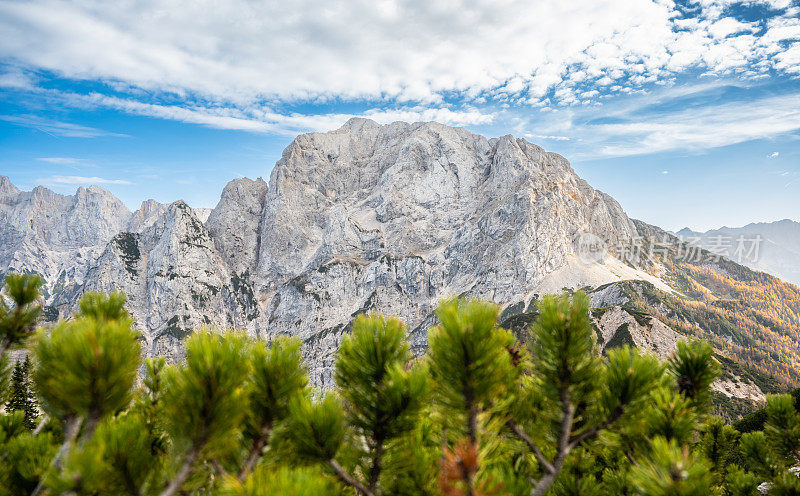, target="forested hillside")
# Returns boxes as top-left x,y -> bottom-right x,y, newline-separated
636,221 -> 800,388
496,222 -> 800,420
